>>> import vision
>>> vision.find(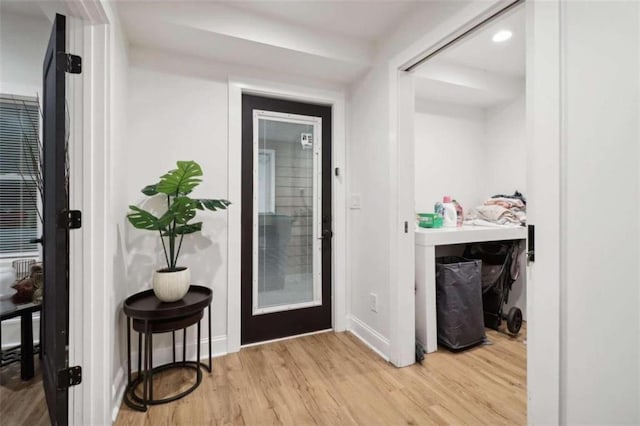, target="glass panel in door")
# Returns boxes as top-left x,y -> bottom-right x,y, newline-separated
253,112 -> 322,315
